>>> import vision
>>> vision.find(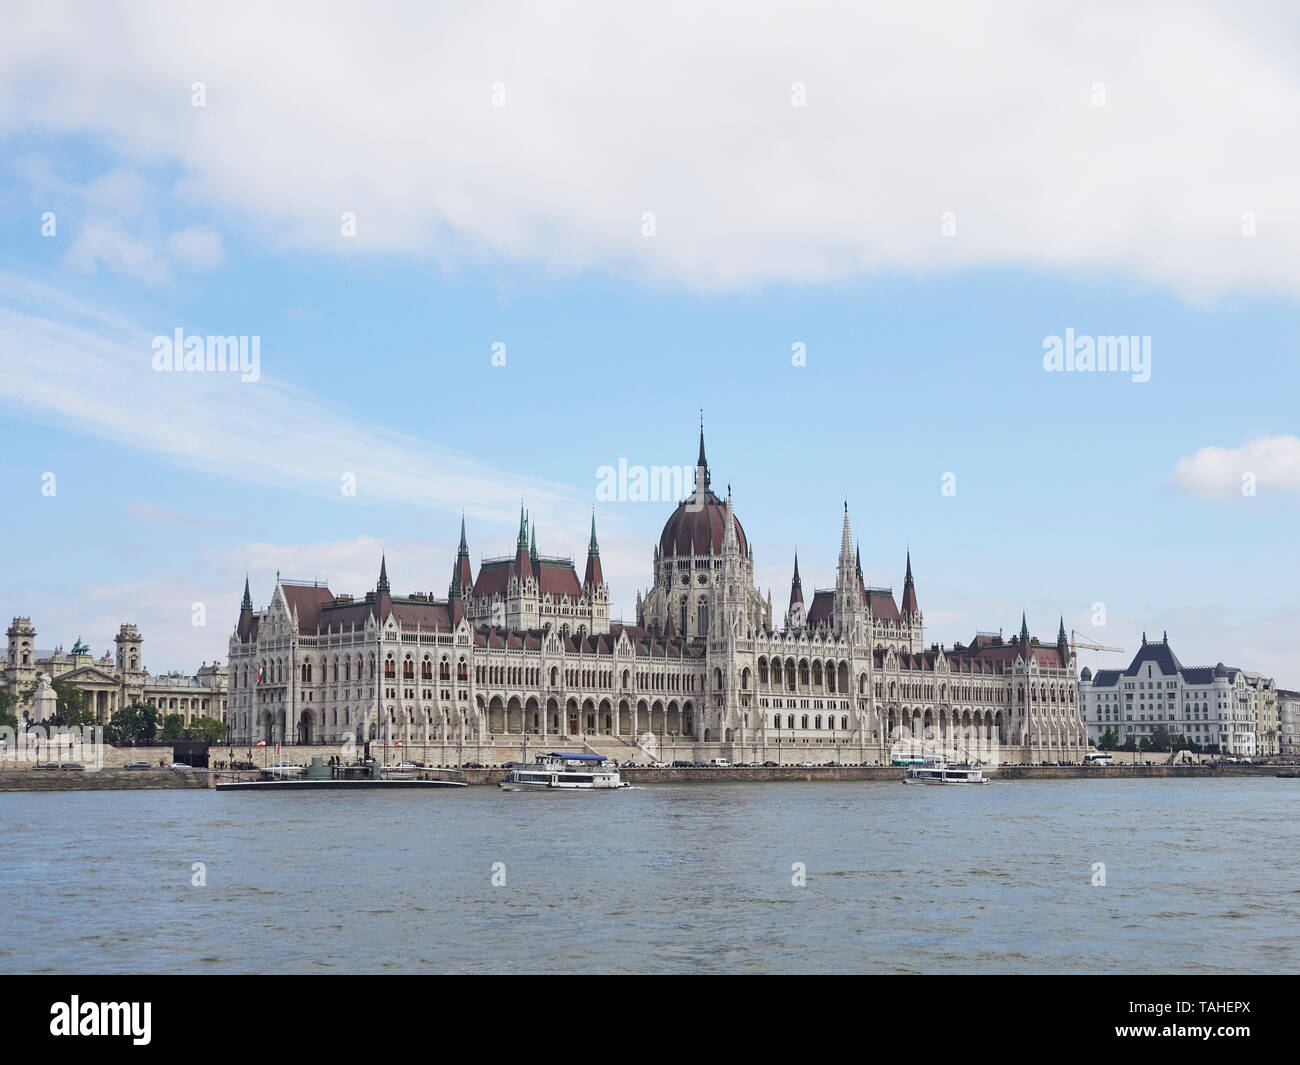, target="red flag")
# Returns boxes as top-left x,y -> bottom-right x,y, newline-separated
255,739 -> 267,747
